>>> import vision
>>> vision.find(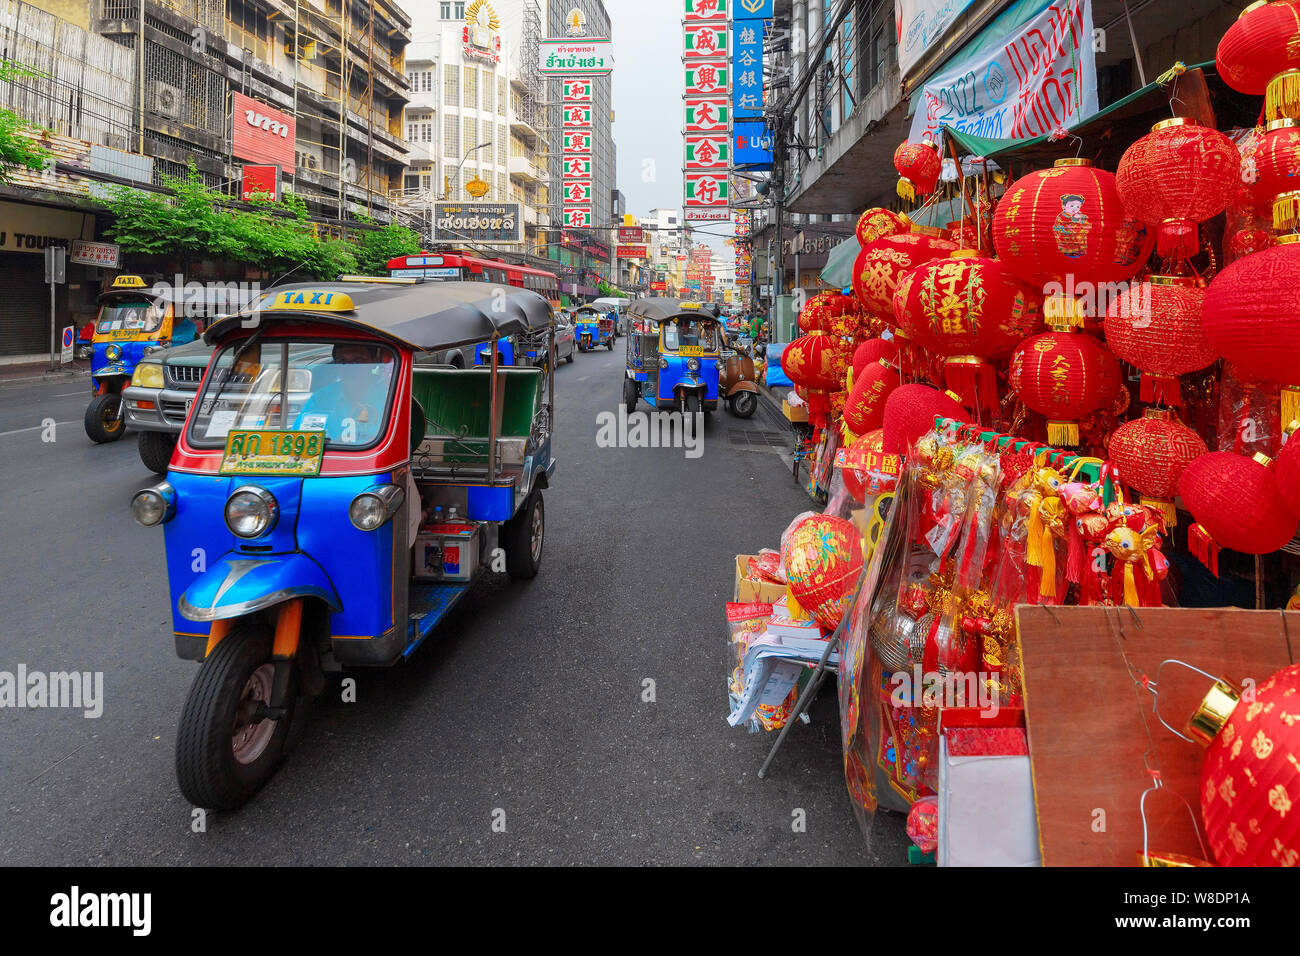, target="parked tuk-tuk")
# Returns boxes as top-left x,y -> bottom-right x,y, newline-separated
131,279 -> 556,809
622,298 -> 726,416
573,304 -> 614,351
85,275 -> 197,443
